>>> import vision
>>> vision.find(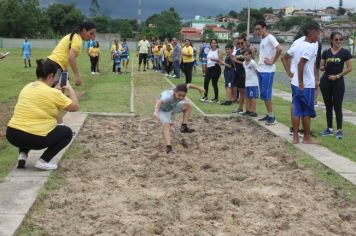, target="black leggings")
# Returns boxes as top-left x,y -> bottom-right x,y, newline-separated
90,56 -> 99,72
183,62 -> 194,84
165,61 -> 172,74
6,126 -> 73,162
204,65 -> 221,99
319,77 -> 345,130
